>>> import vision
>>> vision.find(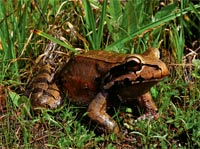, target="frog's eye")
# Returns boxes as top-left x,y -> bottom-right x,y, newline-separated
125,57 -> 142,72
